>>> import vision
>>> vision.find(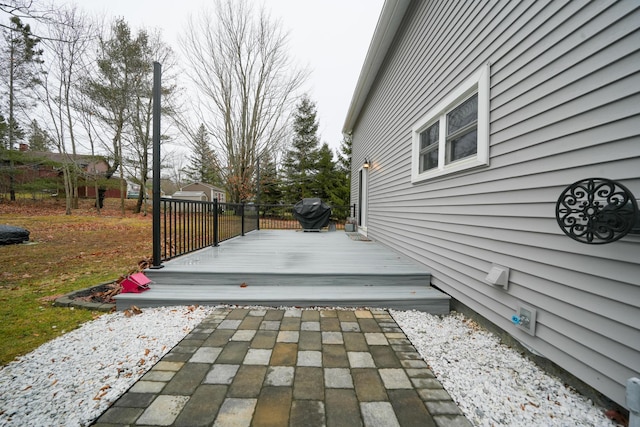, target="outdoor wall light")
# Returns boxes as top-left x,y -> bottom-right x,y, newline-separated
363,158 -> 370,169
